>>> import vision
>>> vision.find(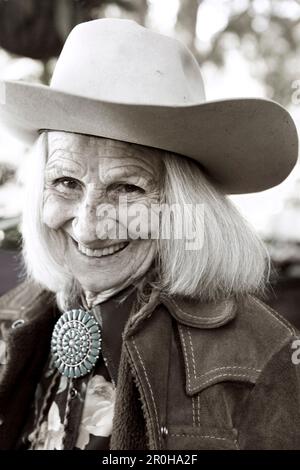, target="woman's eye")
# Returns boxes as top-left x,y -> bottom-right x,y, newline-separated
108,183 -> 145,194
53,177 -> 82,192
